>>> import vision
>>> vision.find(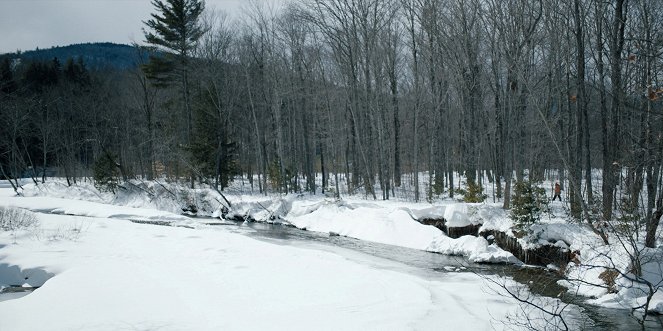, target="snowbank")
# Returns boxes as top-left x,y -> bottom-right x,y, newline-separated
427,235 -> 521,264
0,186 -> 535,330
20,180 -> 225,217
233,197 -> 520,264
8,181 -> 520,264
10,179 -> 662,316
286,200 -> 440,250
